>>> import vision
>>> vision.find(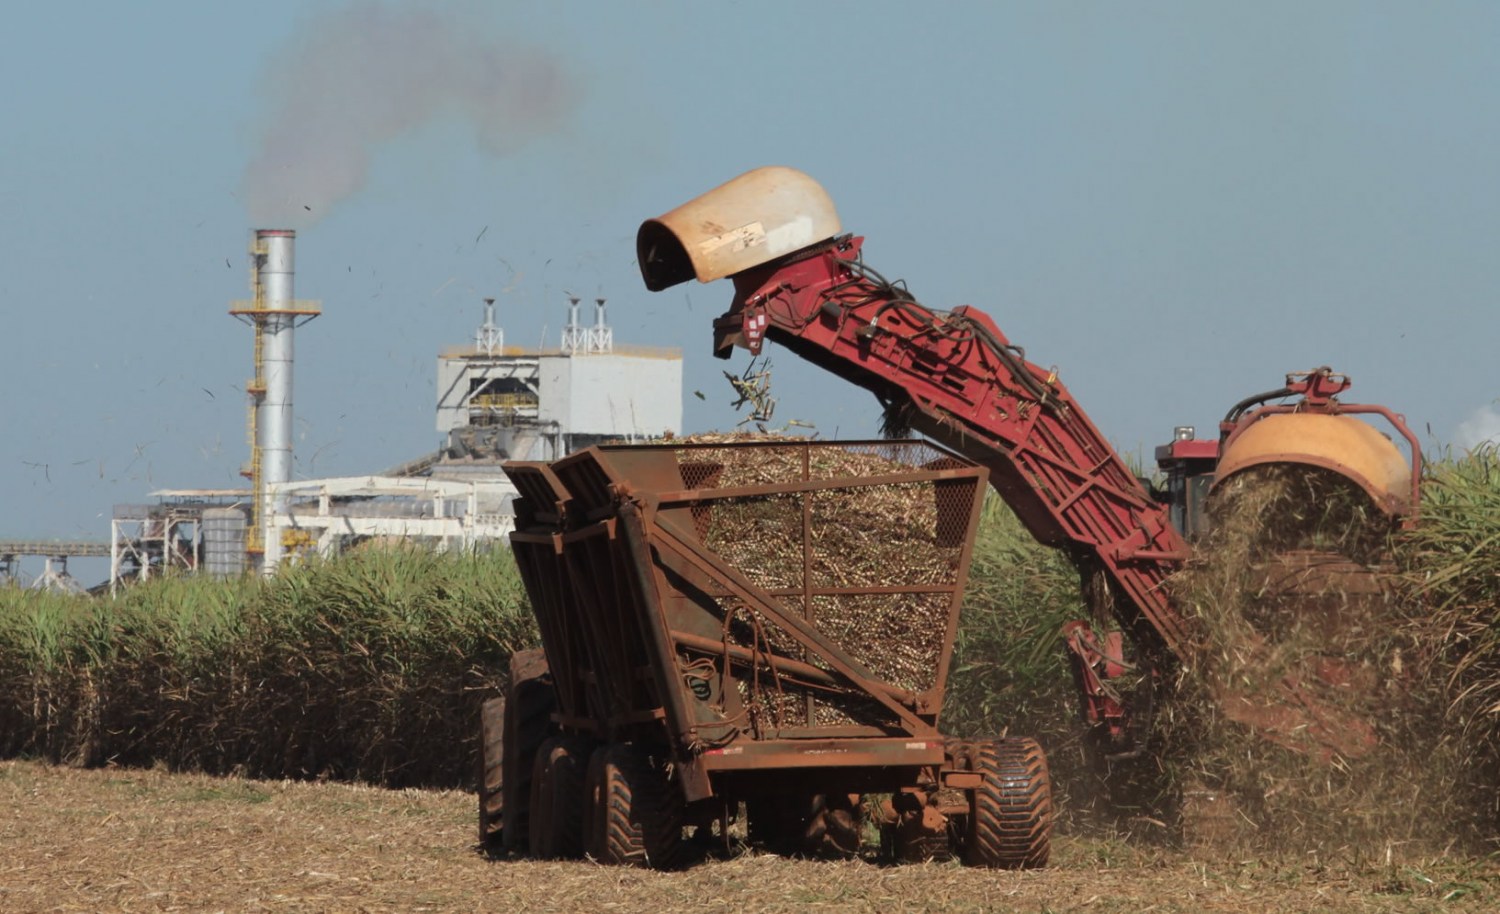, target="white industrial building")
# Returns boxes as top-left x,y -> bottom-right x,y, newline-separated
436,296 -> 682,462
